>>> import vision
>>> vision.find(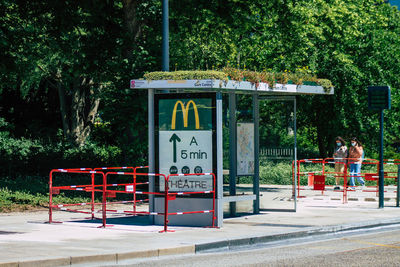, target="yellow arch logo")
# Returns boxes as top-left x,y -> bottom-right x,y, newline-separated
171,100 -> 200,129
